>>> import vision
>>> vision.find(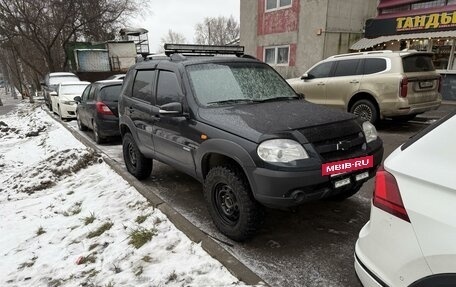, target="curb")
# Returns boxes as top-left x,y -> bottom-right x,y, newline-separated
49,111 -> 267,286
